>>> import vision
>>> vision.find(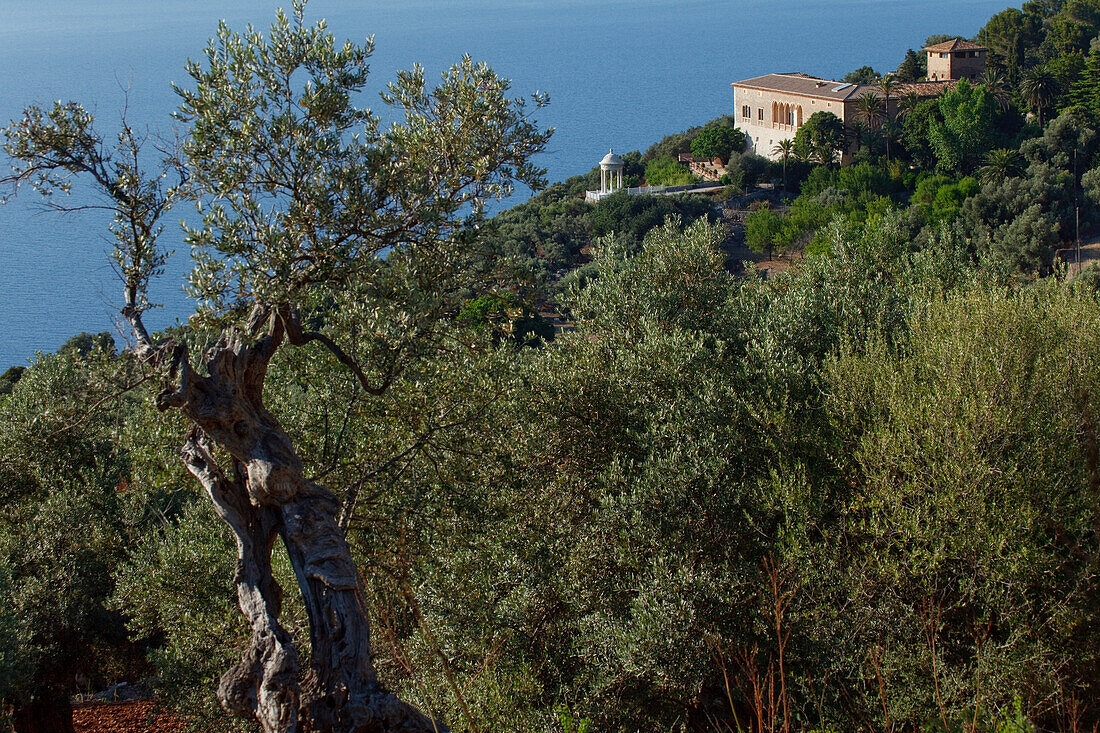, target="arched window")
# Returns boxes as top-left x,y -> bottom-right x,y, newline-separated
772,101 -> 779,125
797,105 -> 803,127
